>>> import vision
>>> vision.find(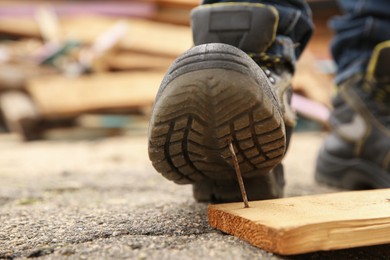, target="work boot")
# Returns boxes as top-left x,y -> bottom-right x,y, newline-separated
316,41 -> 390,189
148,3 -> 295,202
